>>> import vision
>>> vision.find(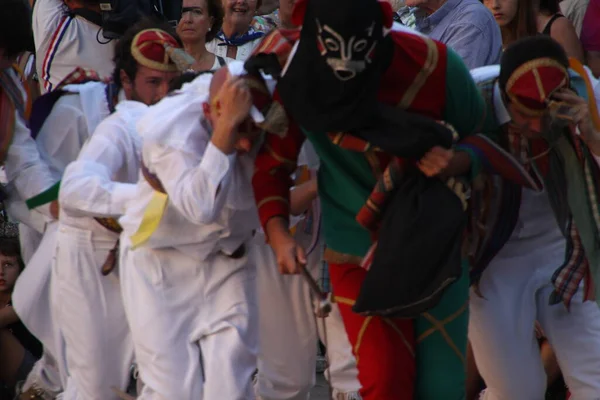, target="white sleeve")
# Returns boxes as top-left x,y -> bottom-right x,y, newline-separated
32,0 -> 66,48
298,141 -> 320,169
4,110 -> 57,219
145,141 -> 236,225
59,119 -> 137,218
36,96 -> 89,177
